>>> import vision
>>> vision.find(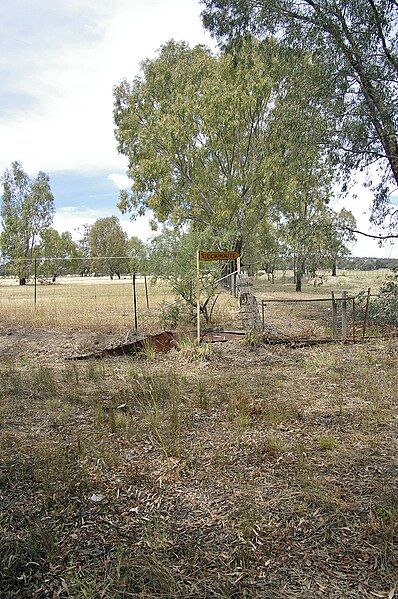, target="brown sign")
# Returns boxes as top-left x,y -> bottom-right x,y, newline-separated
199,250 -> 240,262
